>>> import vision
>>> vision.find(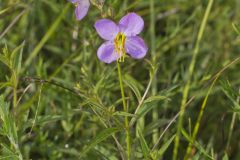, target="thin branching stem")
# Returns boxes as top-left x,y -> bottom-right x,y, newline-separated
129,68 -> 156,127
29,83 -> 43,135
90,106 -> 126,160
152,96 -> 195,151
117,62 -> 131,160
150,0 -> 158,143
